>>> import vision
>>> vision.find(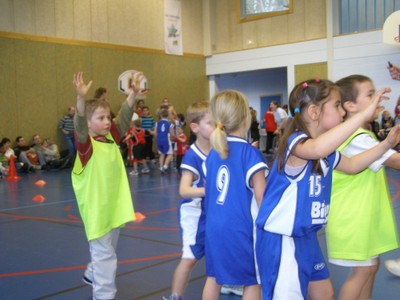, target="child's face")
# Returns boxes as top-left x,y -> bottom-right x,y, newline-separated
88,107 -> 112,136
194,113 -> 214,140
382,111 -> 390,119
353,81 -> 378,120
318,89 -> 345,133
177,126 -> 183,134
142,108 -> 149,116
